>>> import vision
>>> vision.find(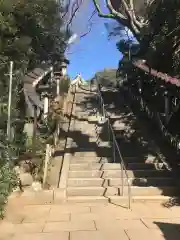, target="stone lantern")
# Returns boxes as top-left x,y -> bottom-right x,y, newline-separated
53,57 -> 70,96
36,84 -> 52,119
